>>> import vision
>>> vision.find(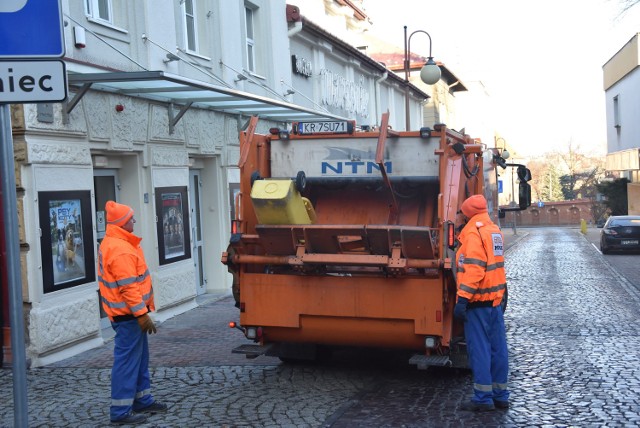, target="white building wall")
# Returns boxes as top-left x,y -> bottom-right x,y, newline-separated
15,0 -> 288,366
605,67 -> 640,154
